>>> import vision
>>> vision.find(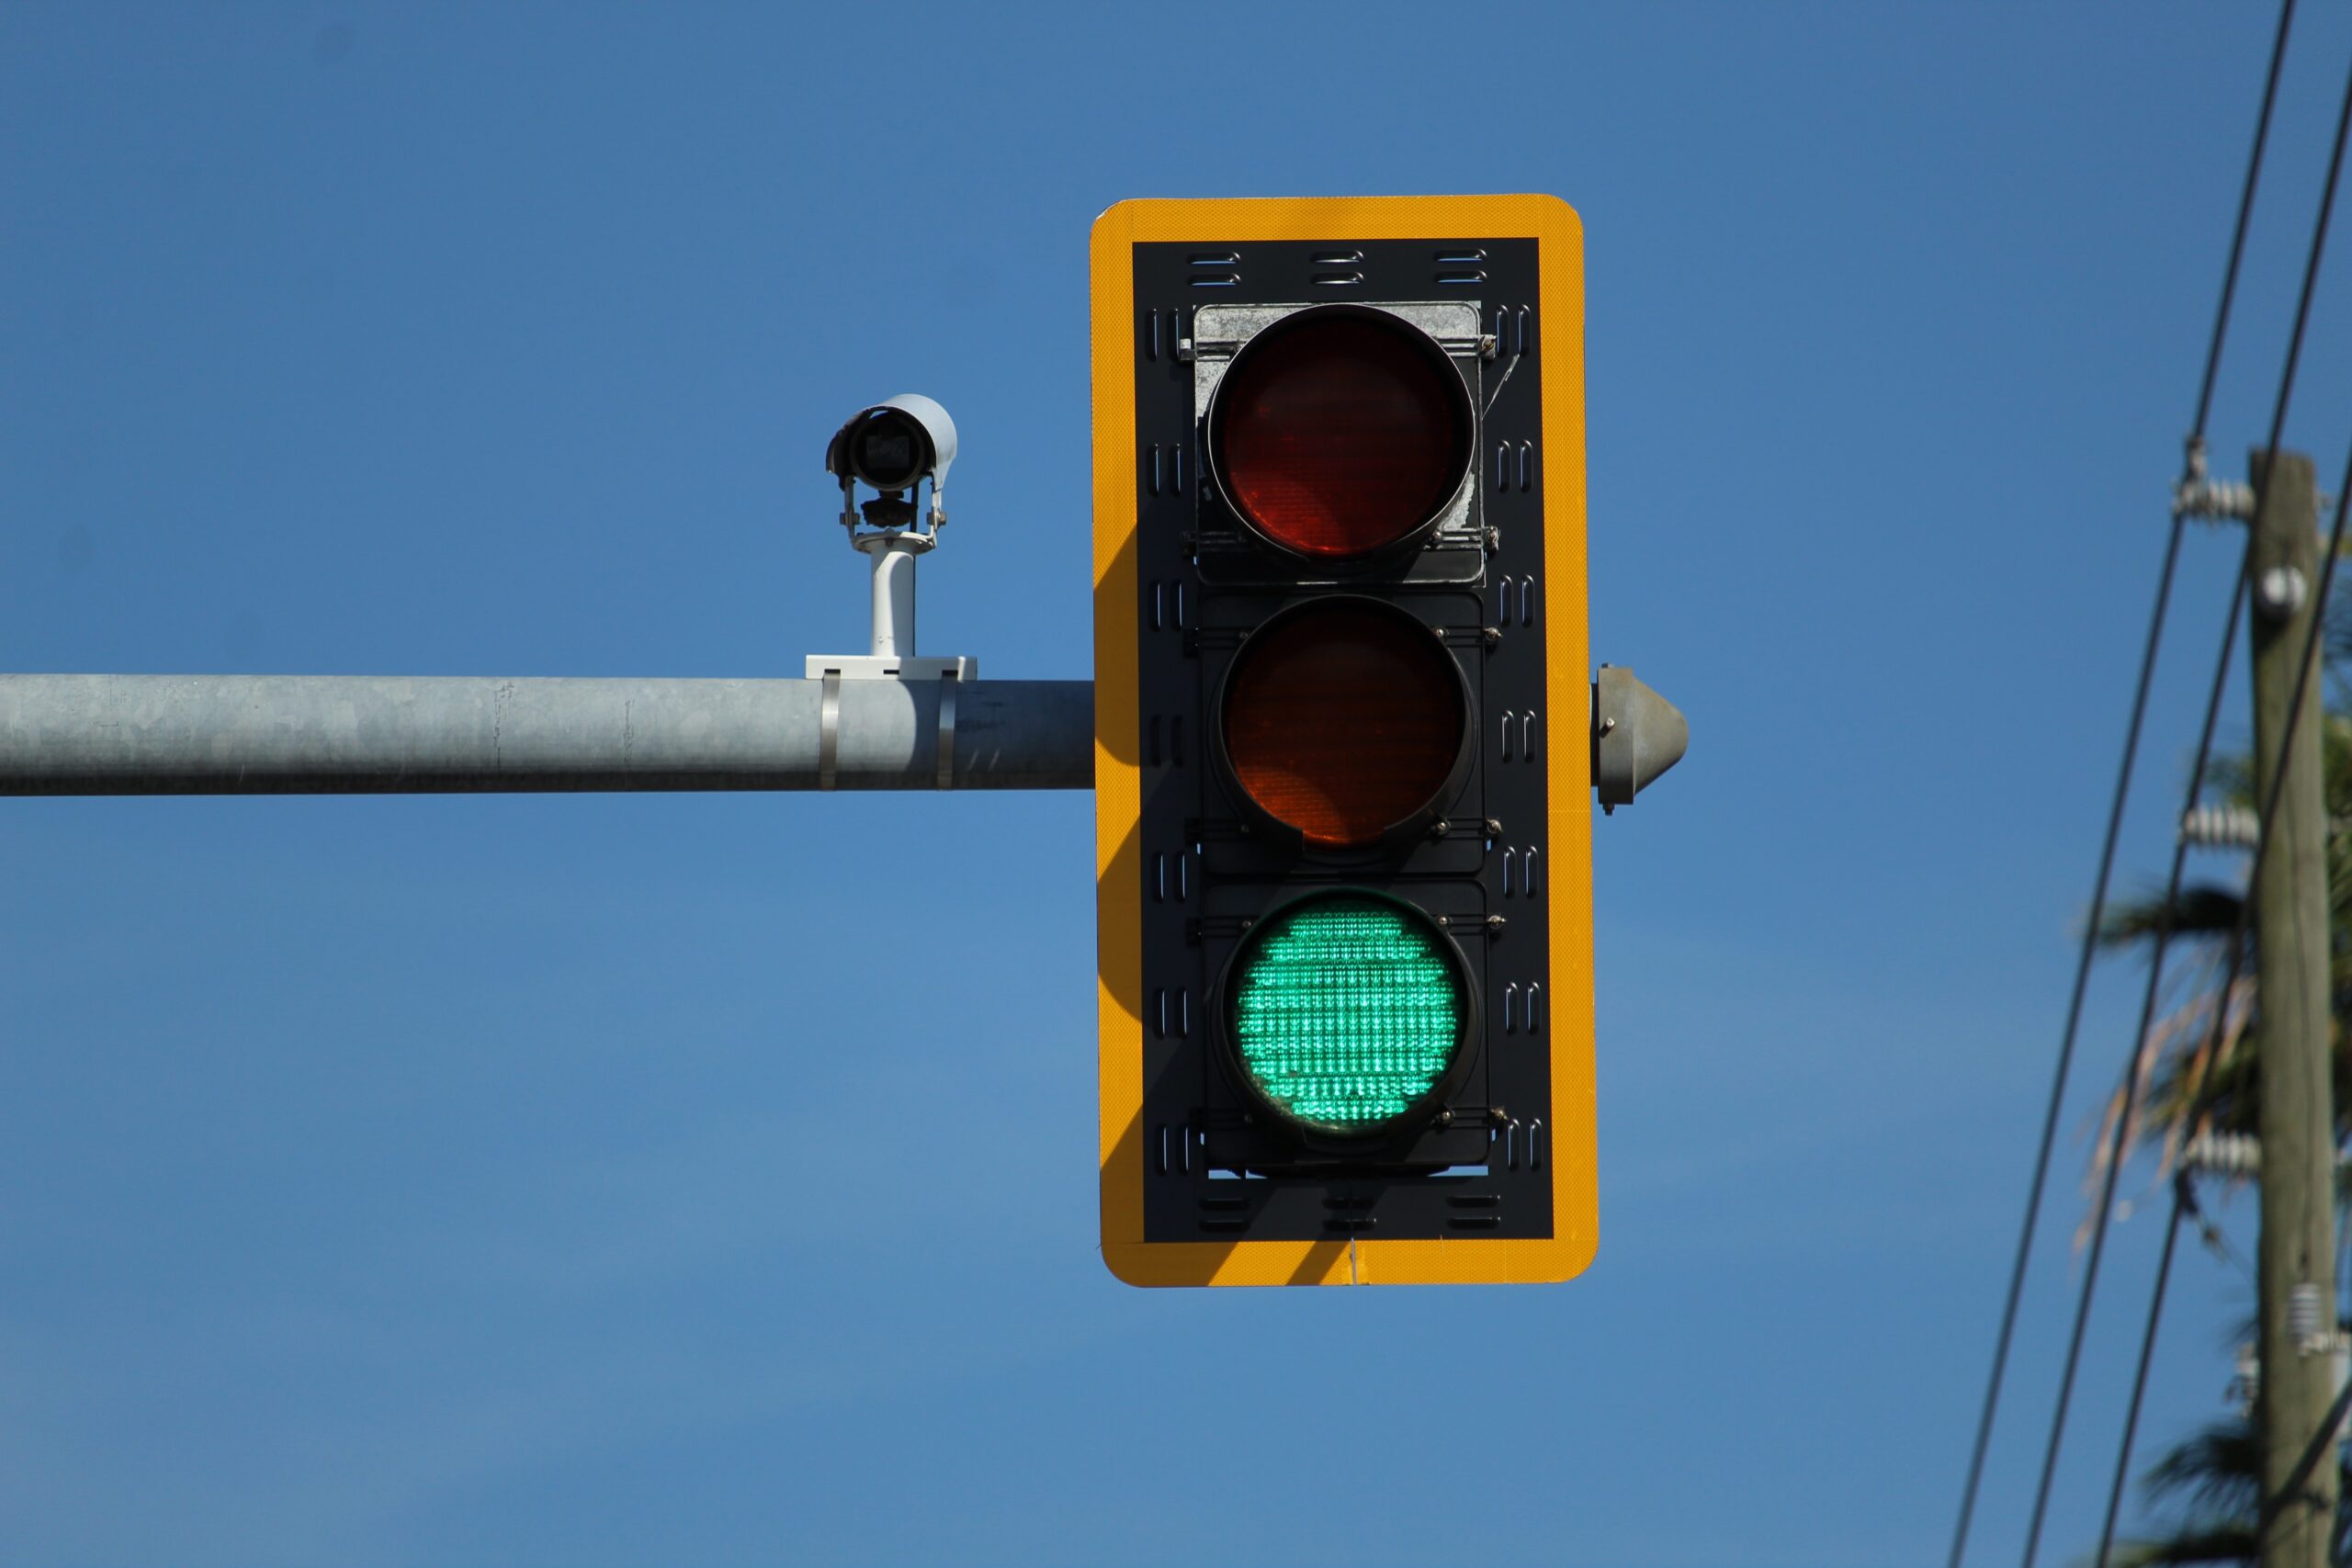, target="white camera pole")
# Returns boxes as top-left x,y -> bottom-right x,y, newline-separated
861,530 -> 924,660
